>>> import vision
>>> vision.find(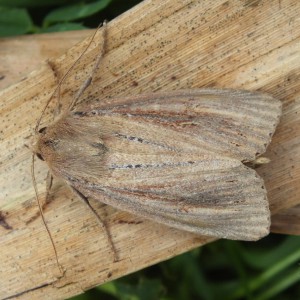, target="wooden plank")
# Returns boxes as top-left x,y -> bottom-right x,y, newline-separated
0,0 -> 299,299
272,205 -> 300,235
0,30 -> 93,90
